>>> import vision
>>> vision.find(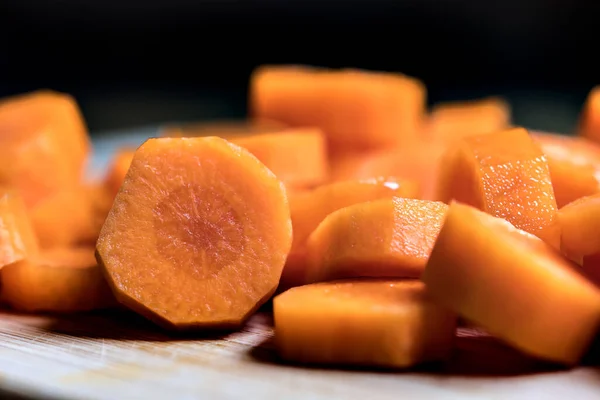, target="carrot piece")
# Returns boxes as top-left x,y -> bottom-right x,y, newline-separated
161,119 -> 287,138
96,137 -> 292,330
558,193 -> 600,260
0,90 -> 90,207
30,186 -> 106,249
229,128 -> 329,188
250,65 -> 426,150
436,128 -> 560,248
274,279 -> 456,368
0,190 -> 39,268
1,247 -> 116,312
426,97 -> 511,142
578,86 -> 600,142
305,198 -> 448,283
279,177 -> 418,290
104,148 -> 136,198
423,201 -> 600,365
532,132 -> 600,207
